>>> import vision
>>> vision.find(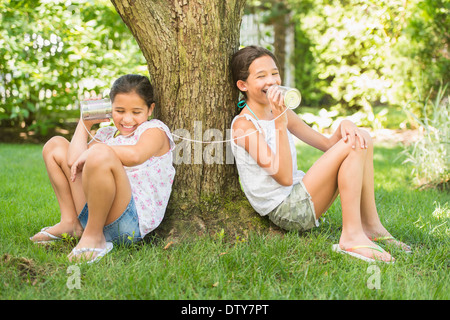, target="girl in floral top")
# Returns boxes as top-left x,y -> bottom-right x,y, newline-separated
30,74 -> 175,264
